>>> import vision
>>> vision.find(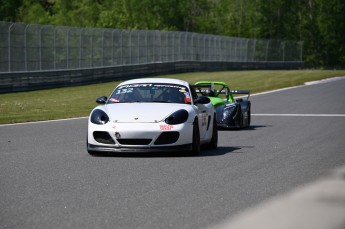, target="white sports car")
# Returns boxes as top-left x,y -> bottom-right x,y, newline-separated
87,78 -> 218,155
